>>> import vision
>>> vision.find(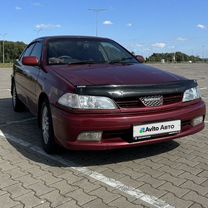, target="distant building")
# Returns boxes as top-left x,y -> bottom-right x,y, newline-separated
172,54 -> 176,62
